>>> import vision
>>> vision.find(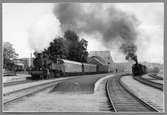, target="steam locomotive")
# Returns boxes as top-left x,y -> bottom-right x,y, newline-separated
131,57 -> 147,76
132,63 -> 147,76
